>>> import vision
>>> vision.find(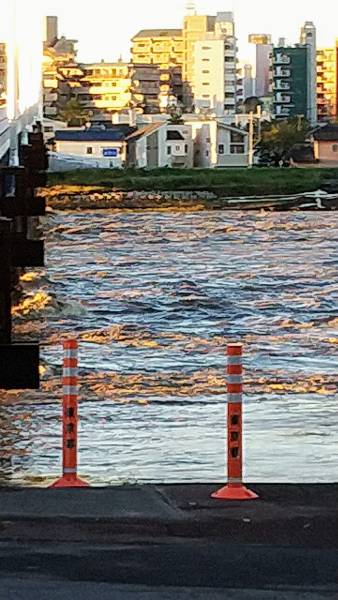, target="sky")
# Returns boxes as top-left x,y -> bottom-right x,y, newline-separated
1,0 -> 338,64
